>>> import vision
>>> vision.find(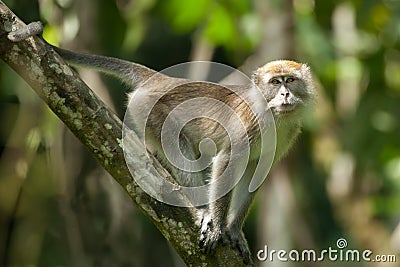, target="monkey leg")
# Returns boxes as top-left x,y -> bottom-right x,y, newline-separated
198,151 -> 232,253
224,173 -> 257,265
223,227 -> 252,265
199,191 -> 232,254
